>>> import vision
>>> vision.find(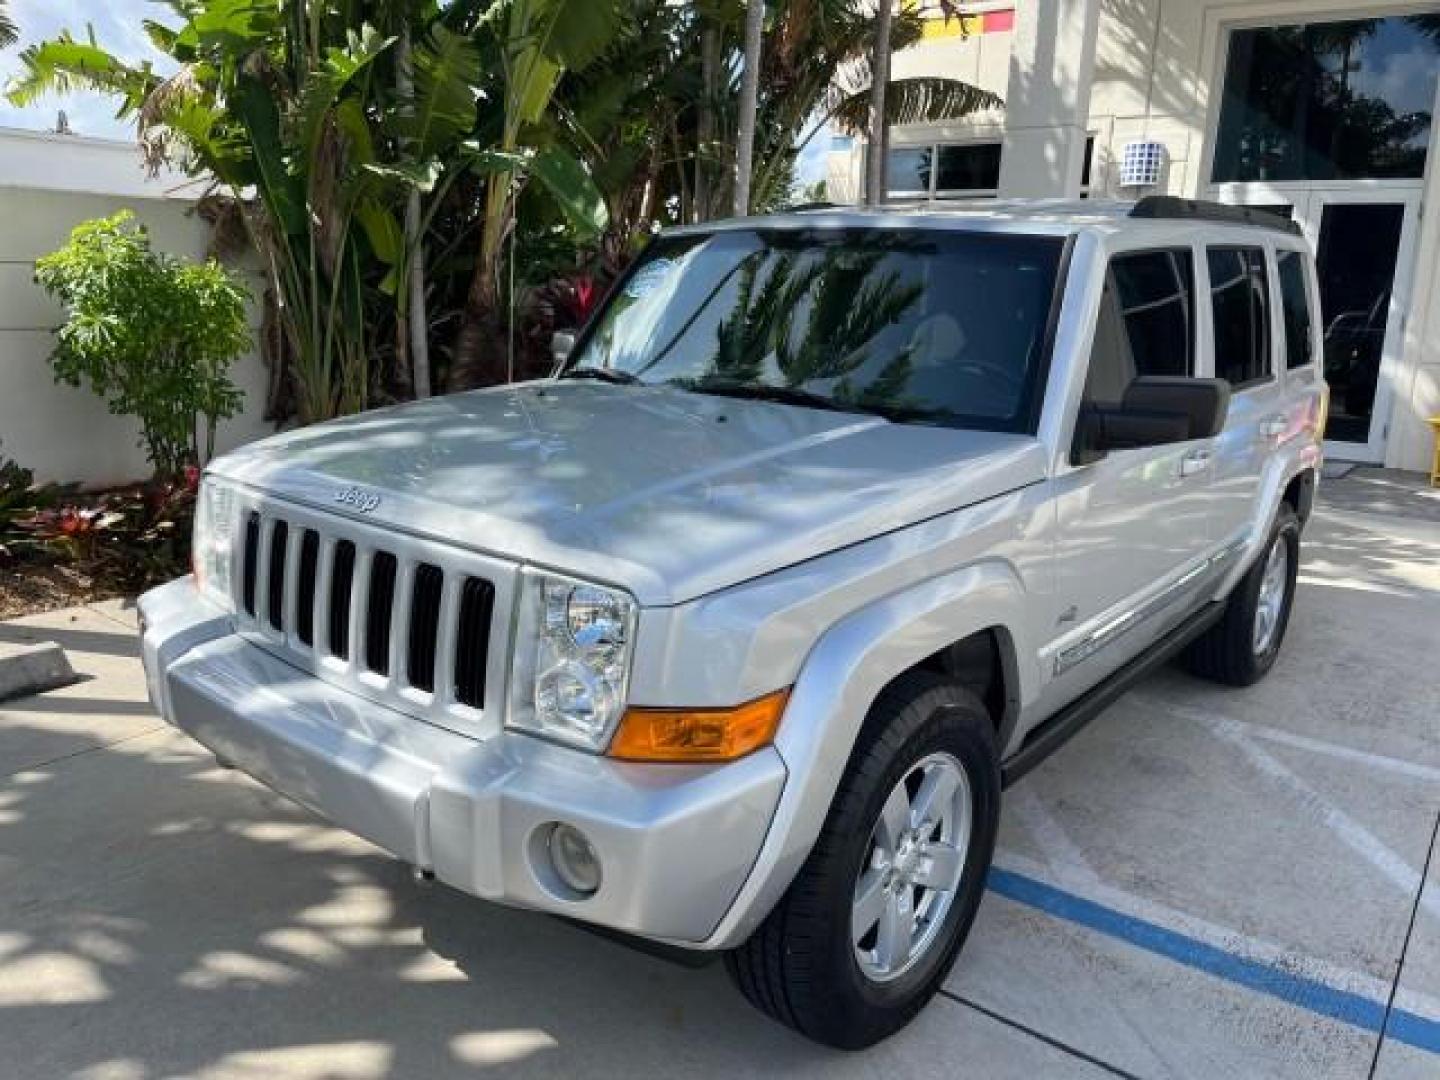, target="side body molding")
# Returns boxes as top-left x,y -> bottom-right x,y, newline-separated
701,558 -> 1034,950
